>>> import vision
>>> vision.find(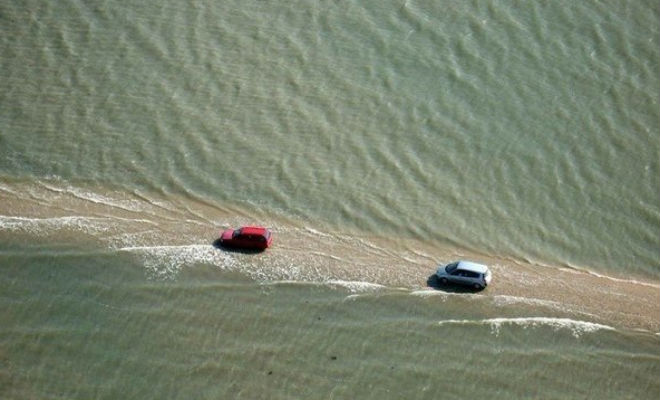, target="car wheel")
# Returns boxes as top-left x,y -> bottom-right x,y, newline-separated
440,277 -> 448,285
473,283 -> 482,290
